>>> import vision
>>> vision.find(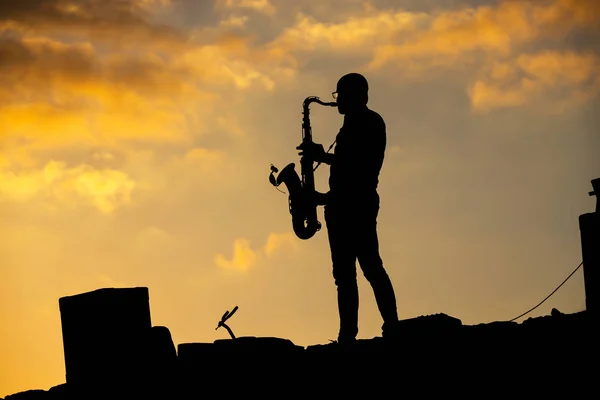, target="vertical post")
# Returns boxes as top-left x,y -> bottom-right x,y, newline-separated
579,178 -> 600,314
